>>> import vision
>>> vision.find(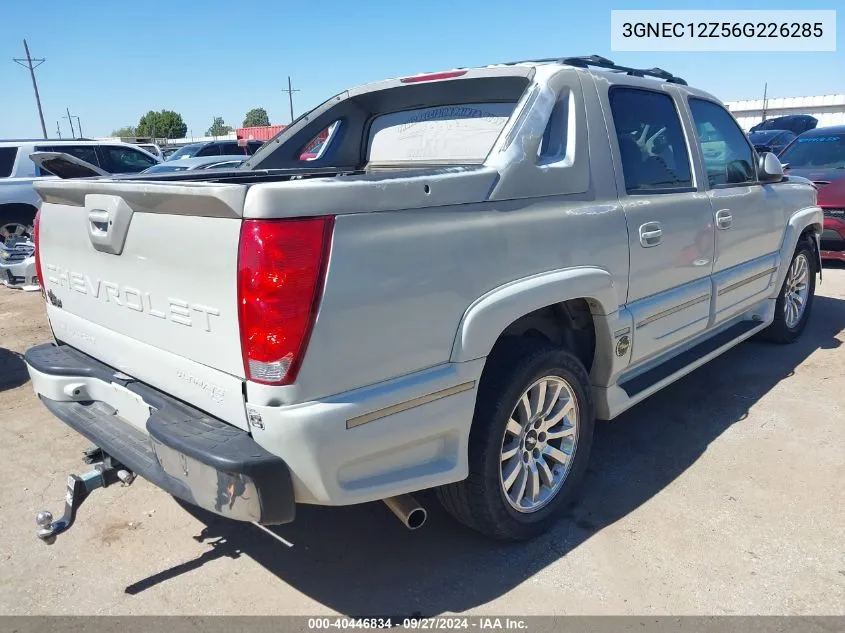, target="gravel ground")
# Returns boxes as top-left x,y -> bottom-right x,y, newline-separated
0,267 -> 843,616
